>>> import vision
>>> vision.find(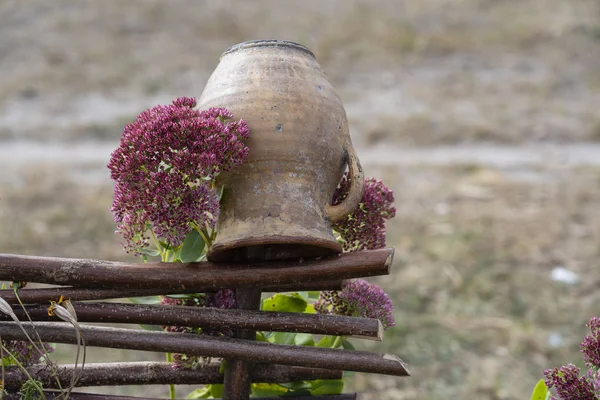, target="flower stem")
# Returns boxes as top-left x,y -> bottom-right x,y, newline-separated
331,336 -> 344,349
150,230 -> 167,261
166,352 -> 176,399
12,287 -> 64,394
